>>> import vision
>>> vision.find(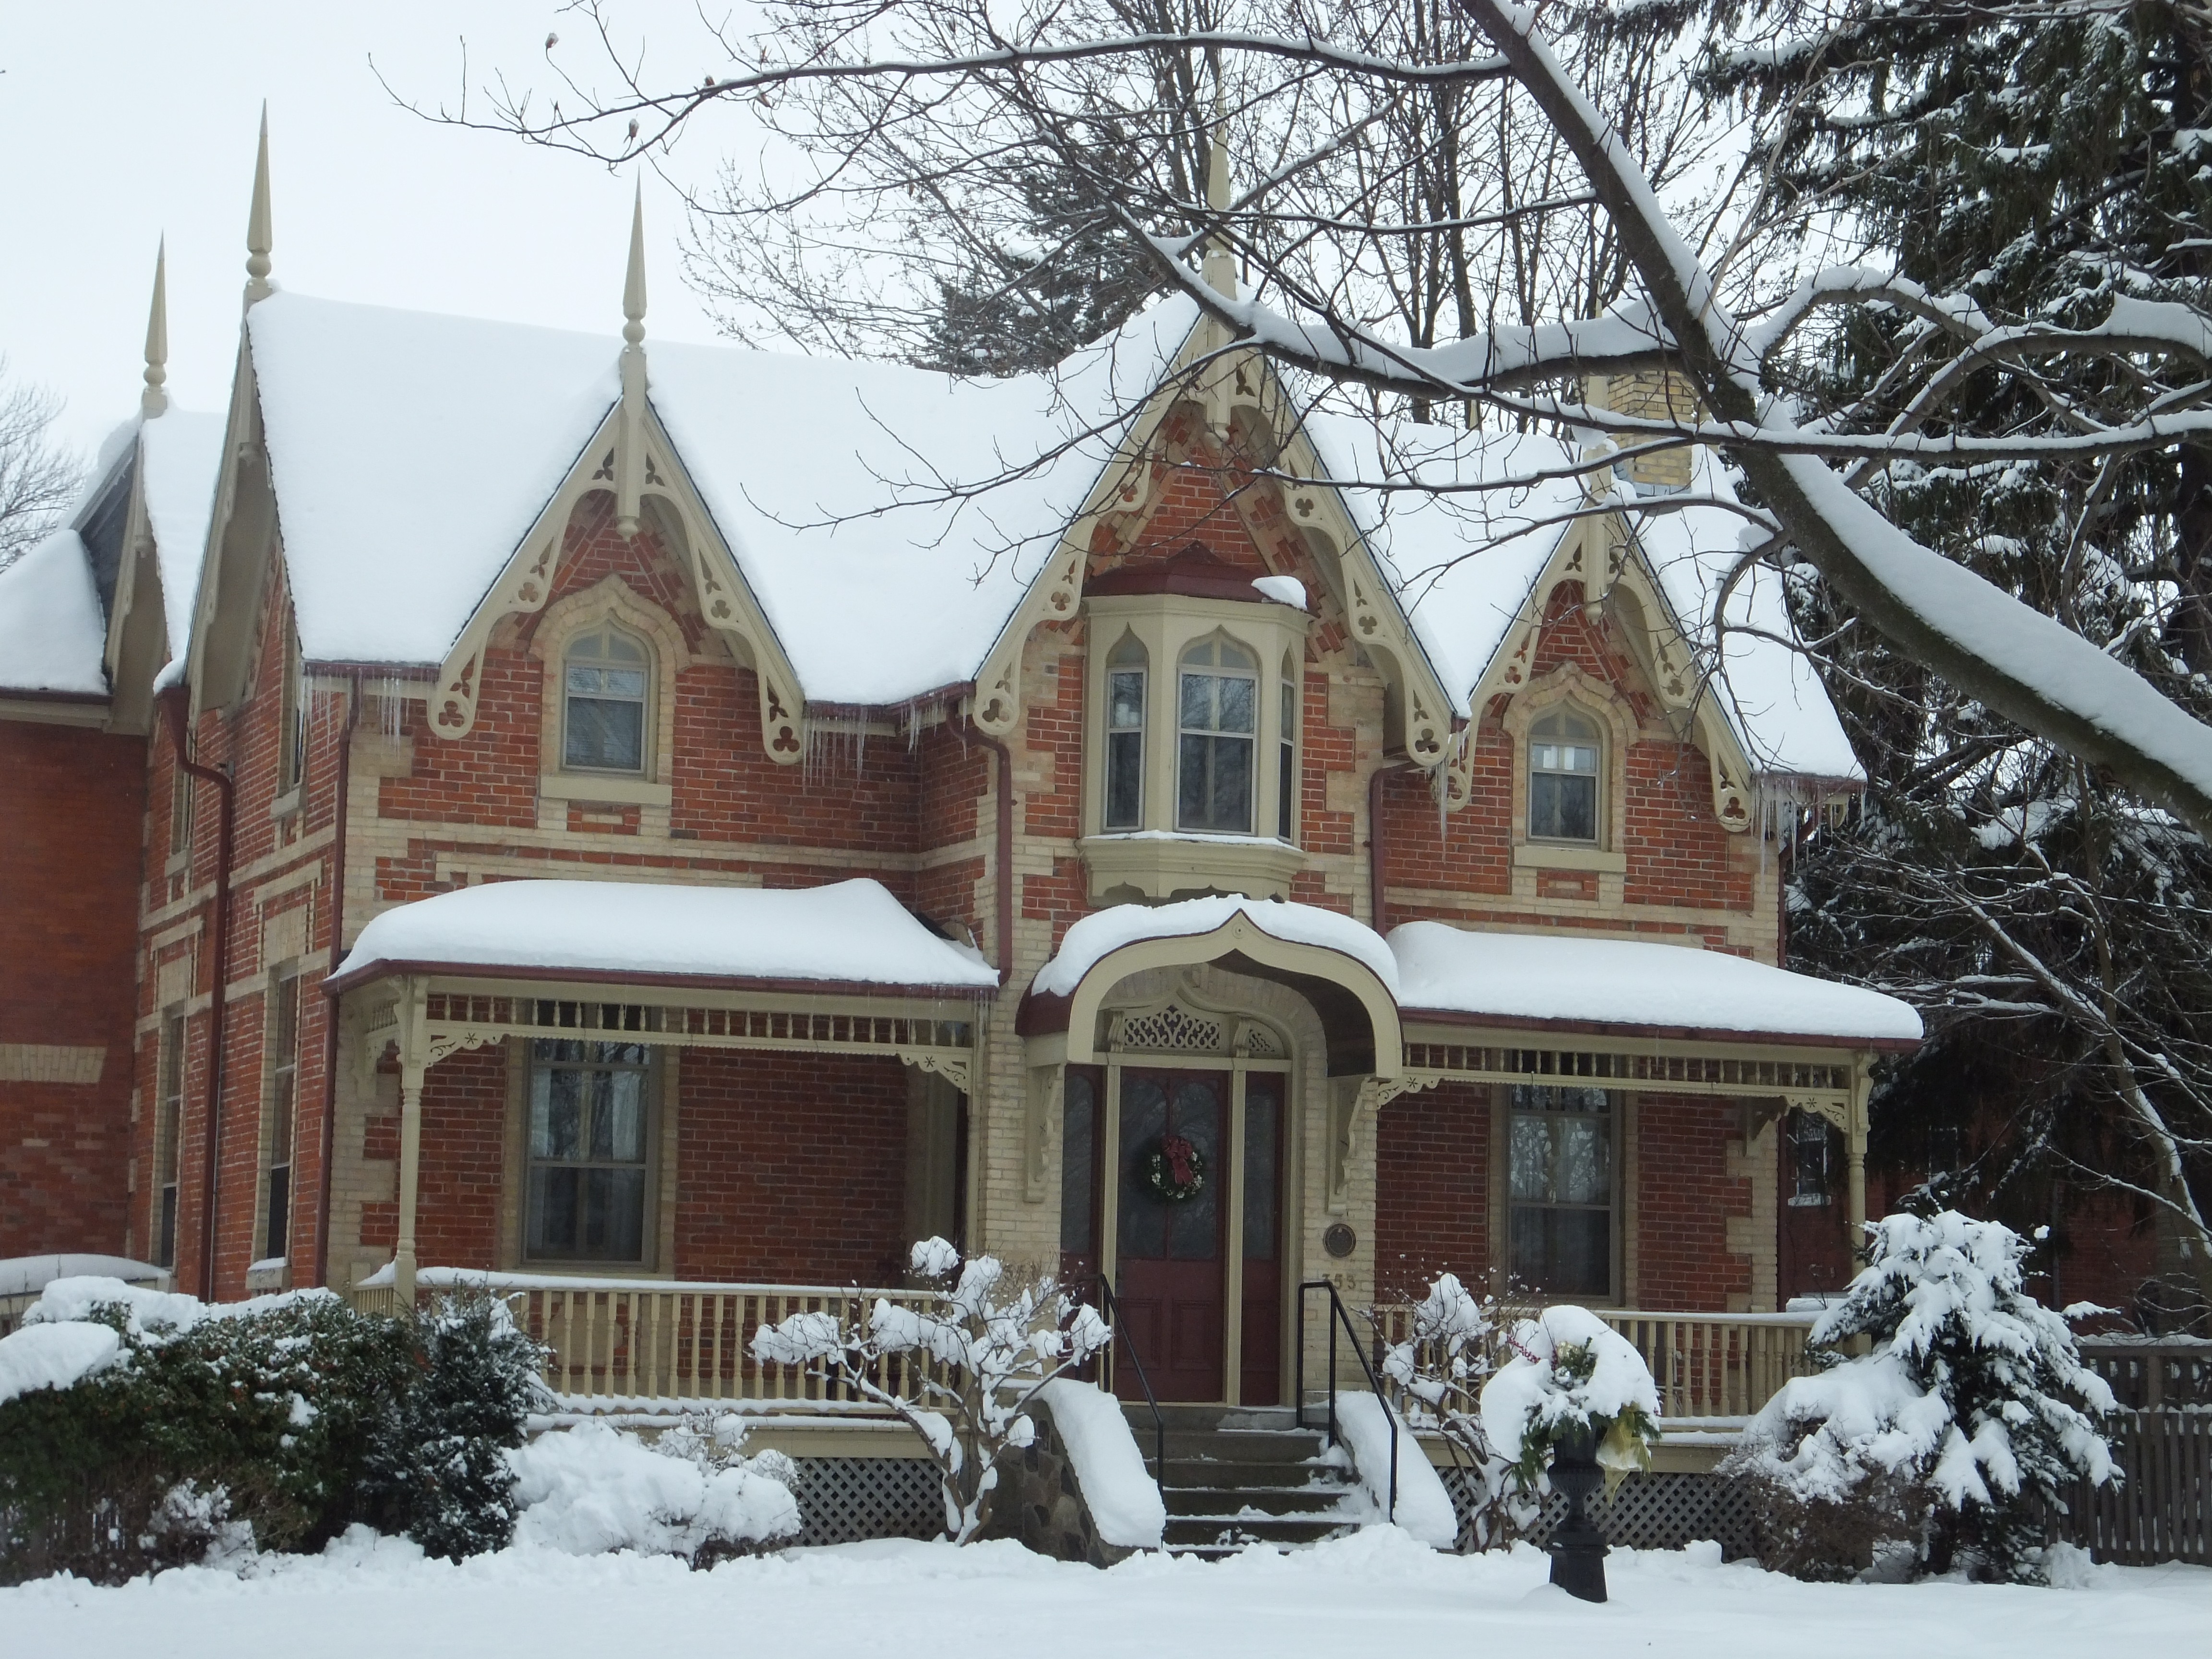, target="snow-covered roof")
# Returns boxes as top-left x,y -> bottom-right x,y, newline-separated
1304,414 -> 1860,784
0,529 -> 109,695
137,408 -> 228,663
330,877 -> 1001,993
245,291 -> 1190,701
1031,895 -> 1403,999
1389,922 -> 1922,1044
1028,900 -> 1915,1044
